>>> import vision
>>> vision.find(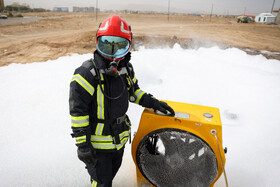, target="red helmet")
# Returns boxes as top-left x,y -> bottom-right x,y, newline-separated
96,15 -> 132,60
